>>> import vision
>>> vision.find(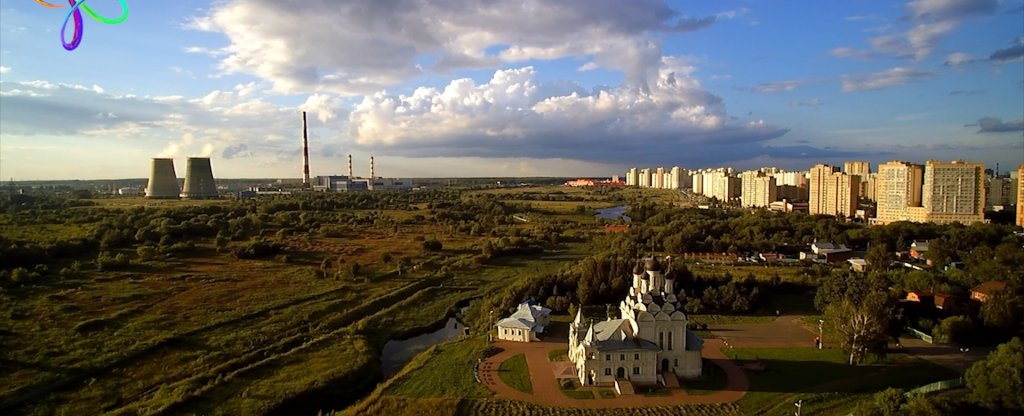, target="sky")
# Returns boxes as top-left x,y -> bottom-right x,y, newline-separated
0,0 -> 1022,180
